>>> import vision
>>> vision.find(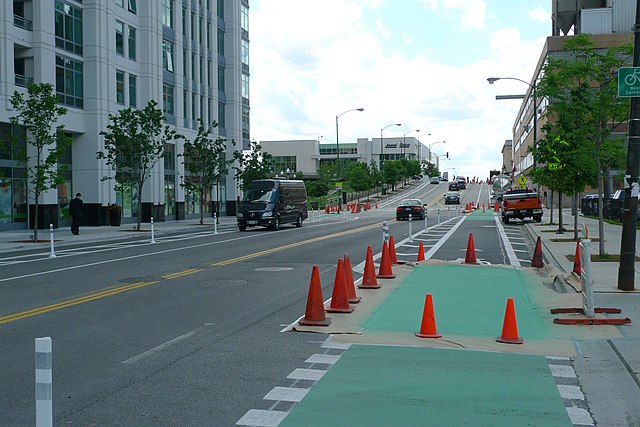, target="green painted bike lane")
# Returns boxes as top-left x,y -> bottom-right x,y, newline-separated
281,261 -> 573,426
